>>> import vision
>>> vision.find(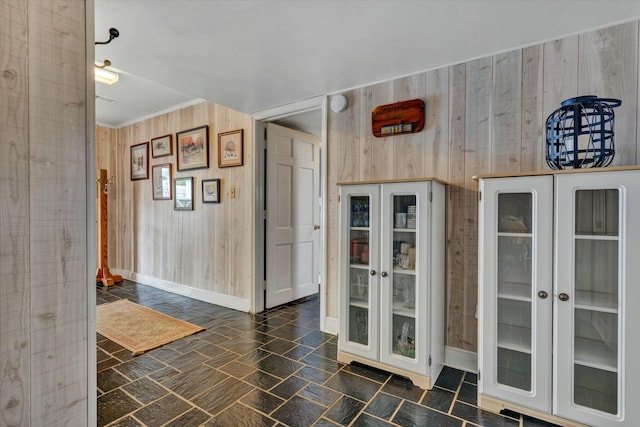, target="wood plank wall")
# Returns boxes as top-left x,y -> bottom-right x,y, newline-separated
327,20 -> 640,351
1,0 -> 90,425
97,102 -> 254,303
